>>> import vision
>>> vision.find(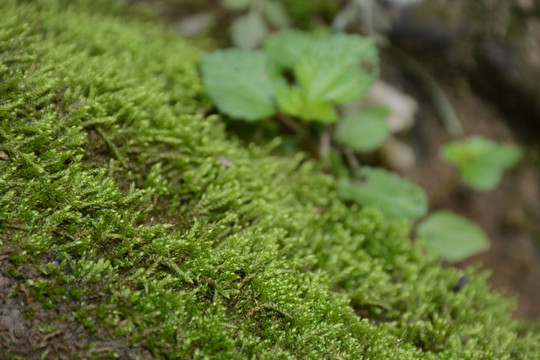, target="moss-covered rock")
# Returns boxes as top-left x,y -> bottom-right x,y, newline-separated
0,0 -> 539,358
